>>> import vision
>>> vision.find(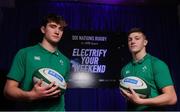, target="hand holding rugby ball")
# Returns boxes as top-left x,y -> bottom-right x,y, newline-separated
33,68 -> 67,91
119,76 -> 150,98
